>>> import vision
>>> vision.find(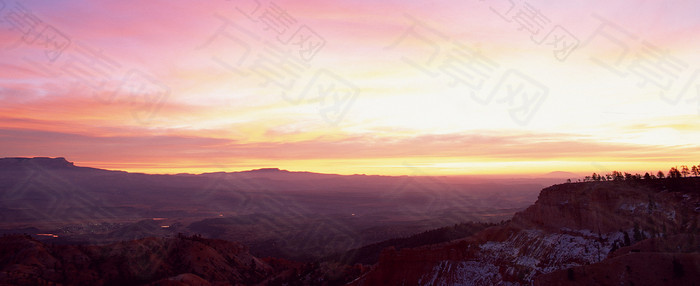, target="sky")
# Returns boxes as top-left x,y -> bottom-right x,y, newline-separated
1,0 -> 699,176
